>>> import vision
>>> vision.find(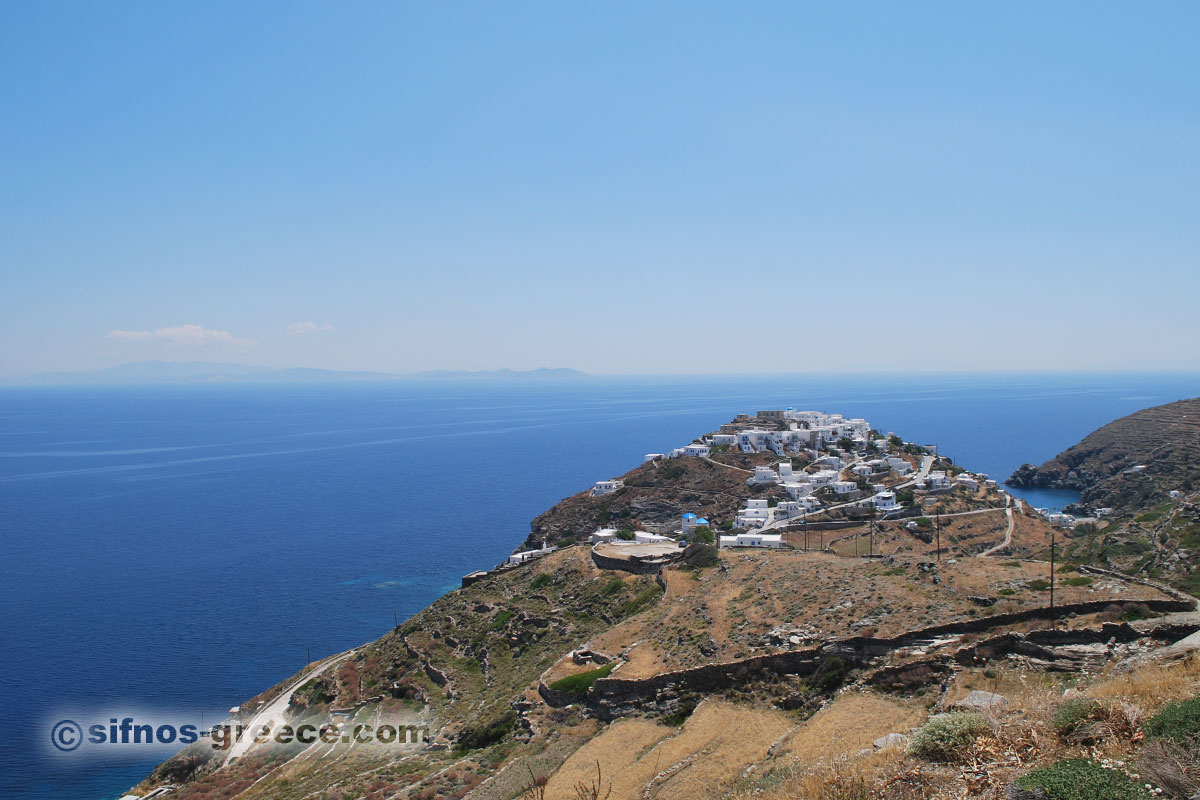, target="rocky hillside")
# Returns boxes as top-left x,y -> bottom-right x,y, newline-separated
1007,397 -> 1200,515
522,451 -> 786,549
